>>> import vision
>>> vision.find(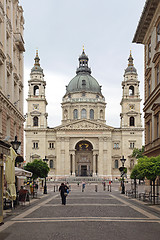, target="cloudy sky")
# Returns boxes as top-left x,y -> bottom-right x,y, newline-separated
19,0 -> 145,128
